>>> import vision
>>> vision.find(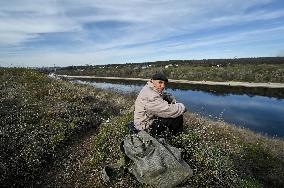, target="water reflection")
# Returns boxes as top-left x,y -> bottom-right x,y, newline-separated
72,78 -> 284,138
75,80 -> 143,93
169,83 -> 284,99
74,78 -> 284,99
